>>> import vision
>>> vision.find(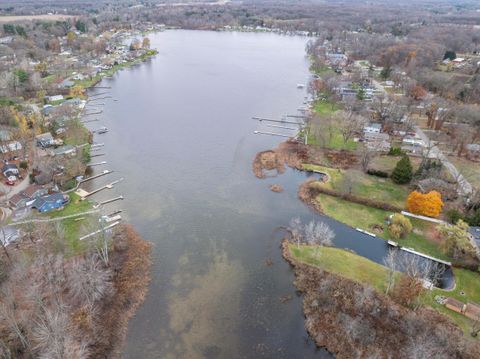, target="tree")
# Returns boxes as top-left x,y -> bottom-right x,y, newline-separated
391,156 -> 413,184
407,190 -> 444,218
3,24 -> 15,34
409,85 -> 427,101
142,37 -> 150,49
389,214 -> 413,239
289,217 -> 302,248
304,220 -> 335,257
75,20 -> 86,33
69,85 -> 85,98
443,50 -> 456,61
66,31 -> 76,46
383,249 -> 398,295
15,25 -> 26,37
438,220 -> 477,261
